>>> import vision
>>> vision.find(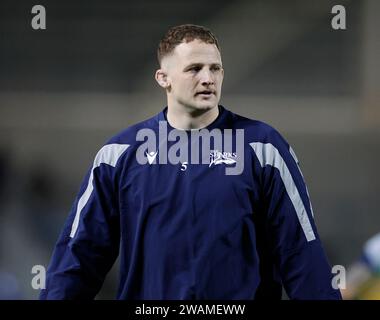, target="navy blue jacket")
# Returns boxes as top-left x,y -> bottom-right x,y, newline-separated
40,106 -> 342,300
